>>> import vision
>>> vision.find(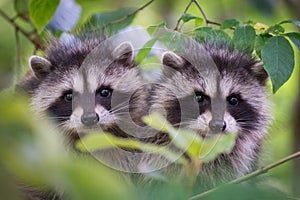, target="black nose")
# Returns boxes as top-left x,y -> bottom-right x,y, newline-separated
81,112 -> 99,126
209,120 -> 226,133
